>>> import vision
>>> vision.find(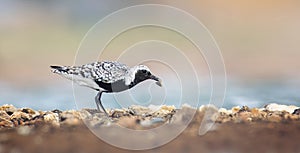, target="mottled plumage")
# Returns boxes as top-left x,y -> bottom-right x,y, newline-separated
50,61 -> 162,116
